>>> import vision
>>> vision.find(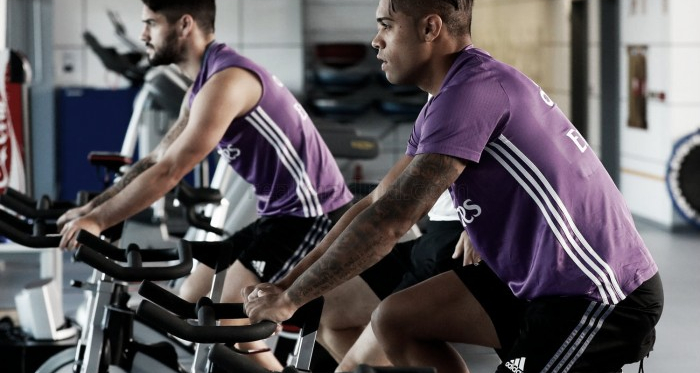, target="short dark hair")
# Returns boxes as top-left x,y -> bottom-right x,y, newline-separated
389,0 -> 473,36
141,0 -> 216,34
